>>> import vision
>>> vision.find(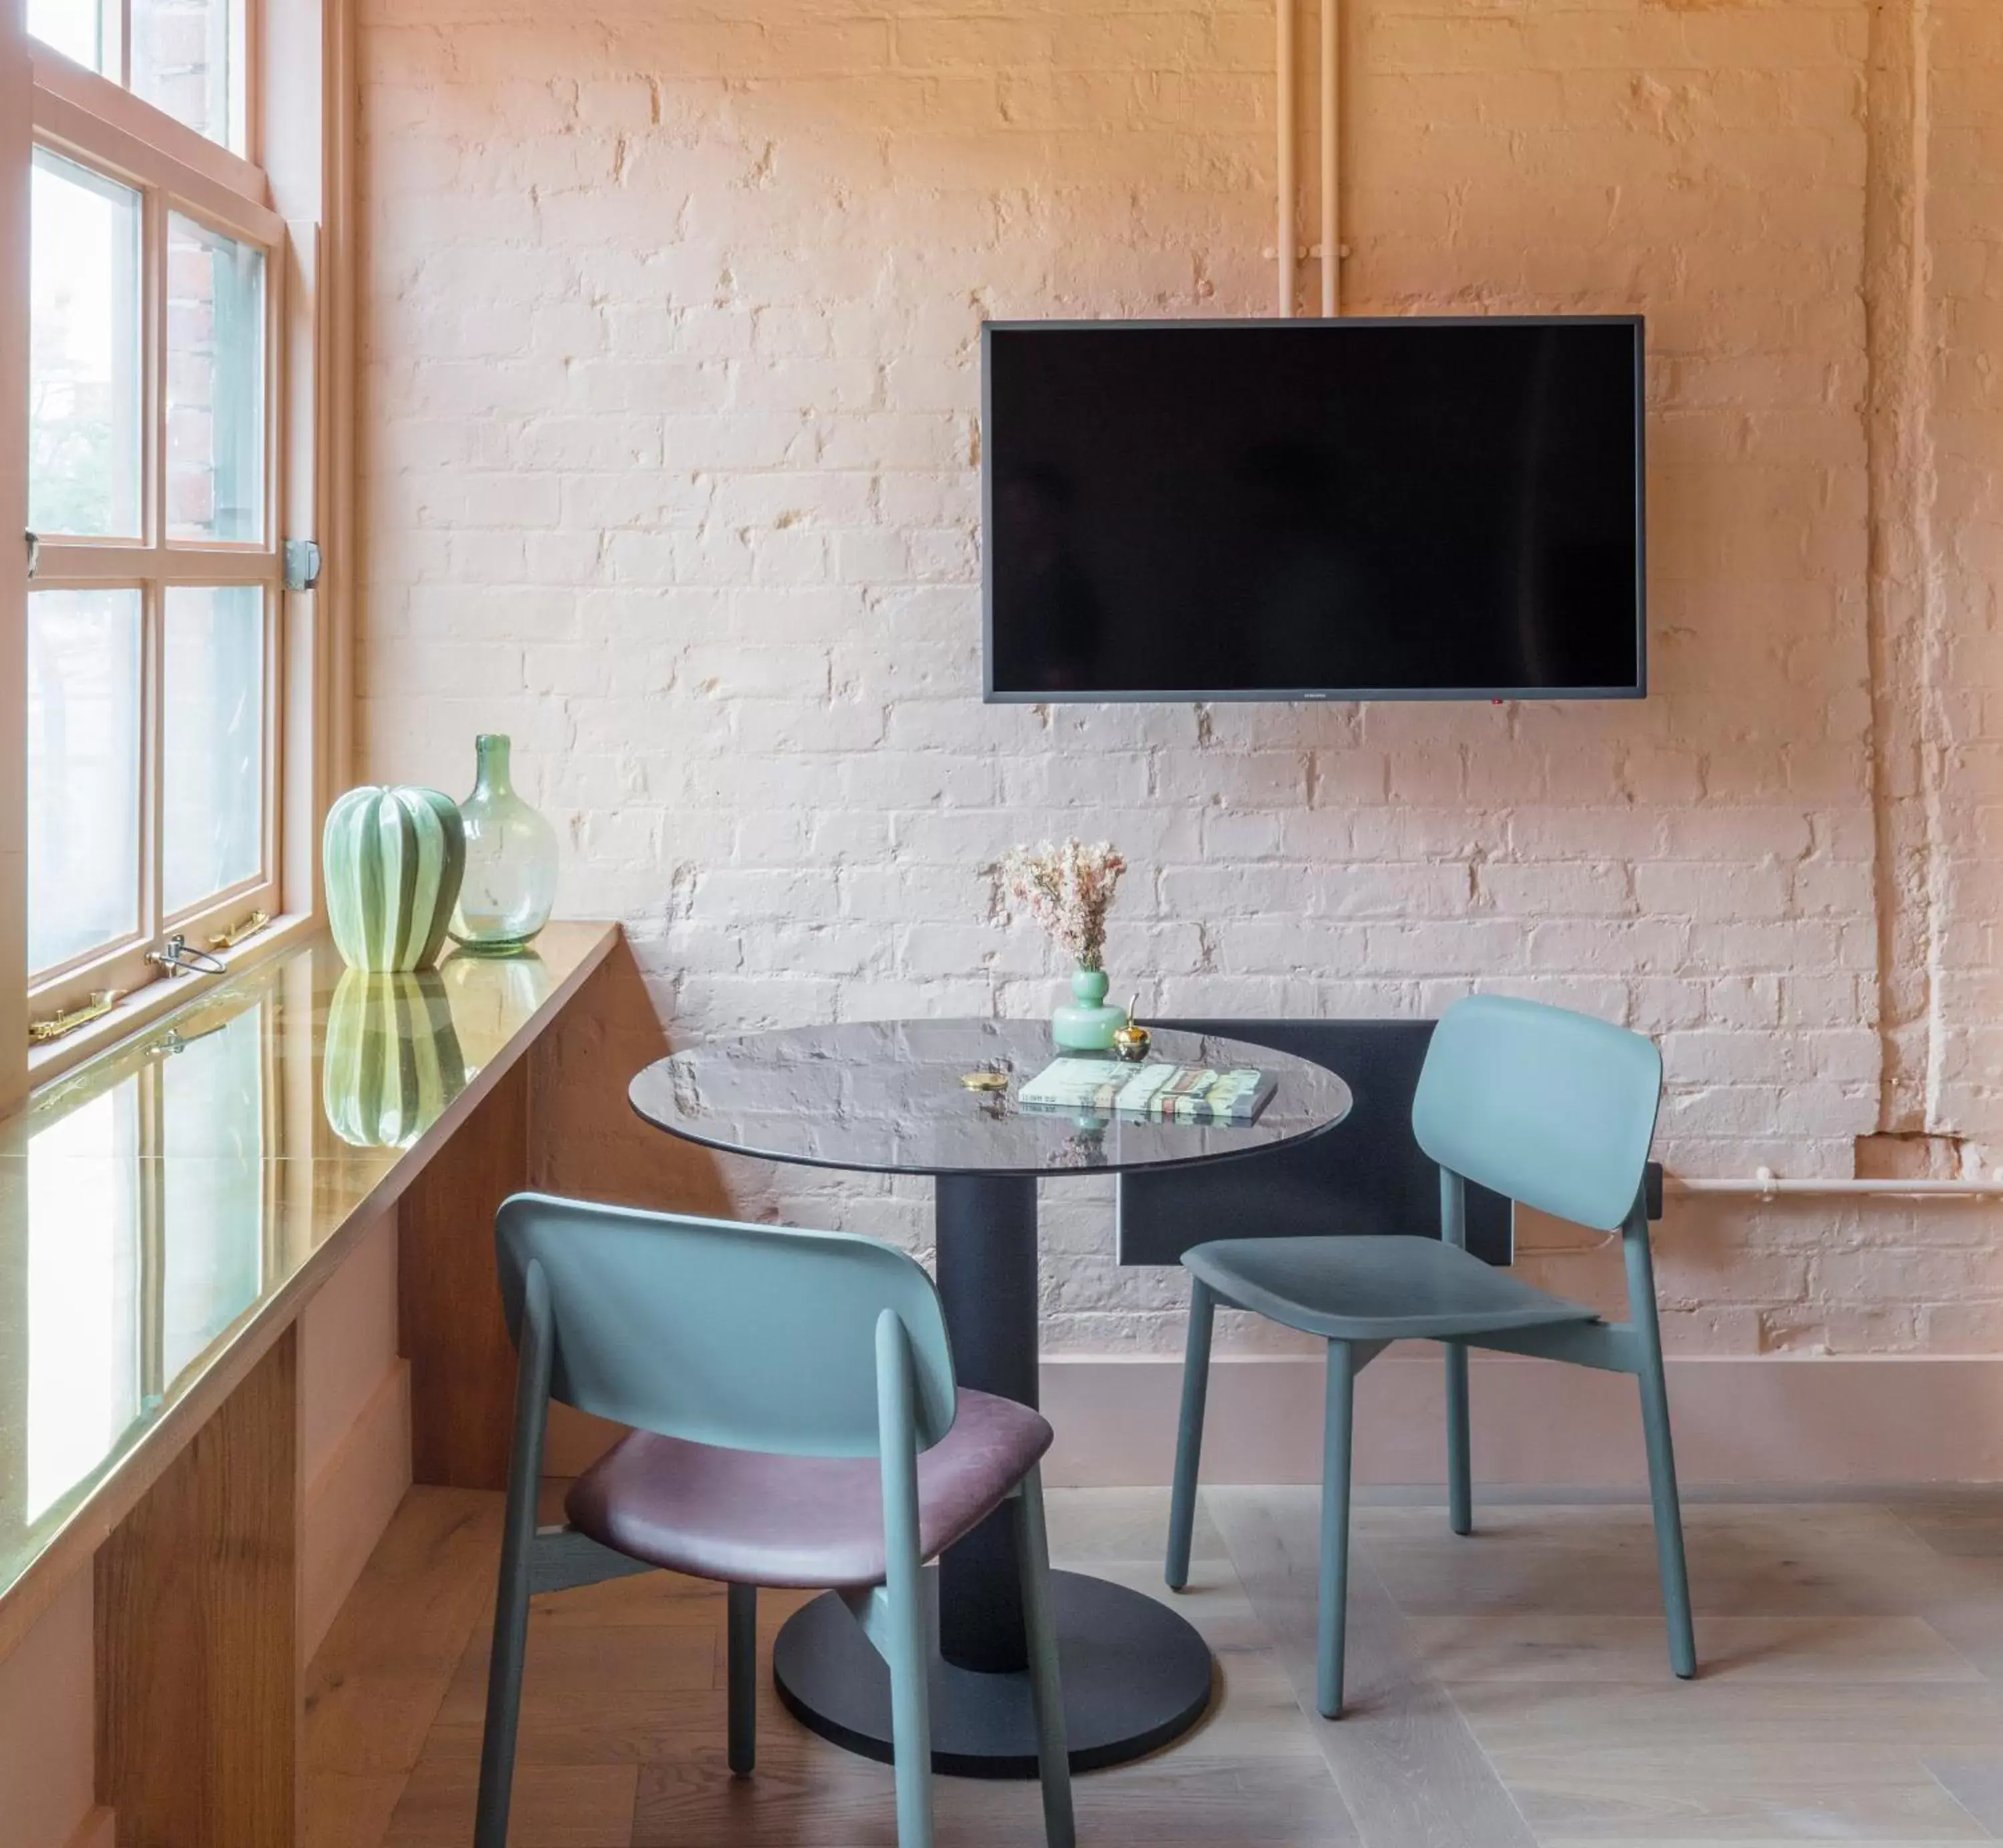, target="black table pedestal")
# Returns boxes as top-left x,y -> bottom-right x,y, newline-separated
771,1173 -> 1216,1777
772,1569 -> 1215,1777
